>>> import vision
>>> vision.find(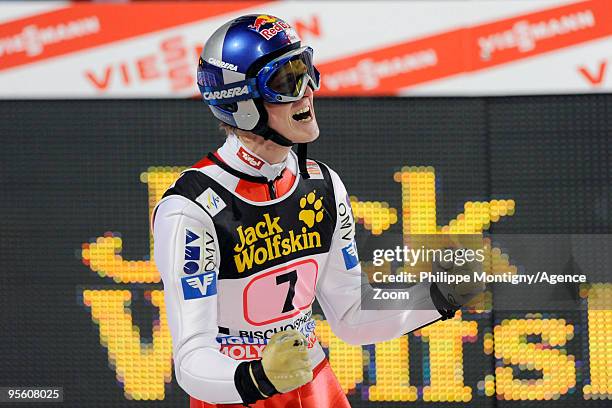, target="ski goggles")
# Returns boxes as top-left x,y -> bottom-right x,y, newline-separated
198,46 -> 320,107
256,46 -> 320,103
